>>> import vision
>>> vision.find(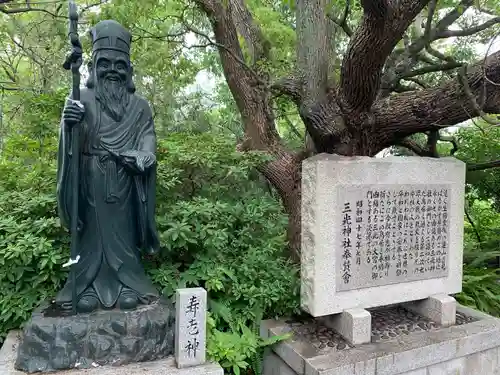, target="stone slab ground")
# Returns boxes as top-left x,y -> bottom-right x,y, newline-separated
261,304 -> 500,375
